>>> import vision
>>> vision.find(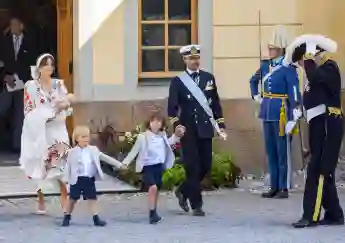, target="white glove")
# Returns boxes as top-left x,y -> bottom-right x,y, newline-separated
253,95 -> 262,104
306,41 -> 317,56
293,108 -> 302,121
